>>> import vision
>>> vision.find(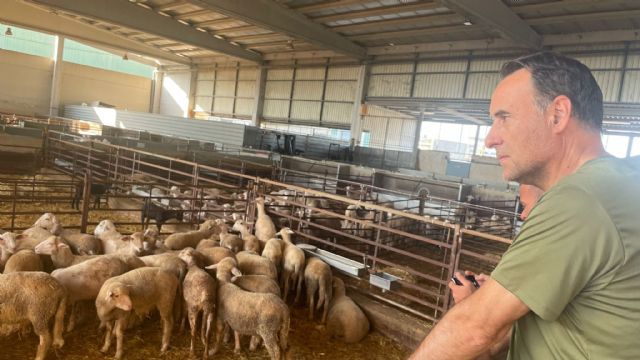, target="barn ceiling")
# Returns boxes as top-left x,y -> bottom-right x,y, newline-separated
1,0 -> 638,66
